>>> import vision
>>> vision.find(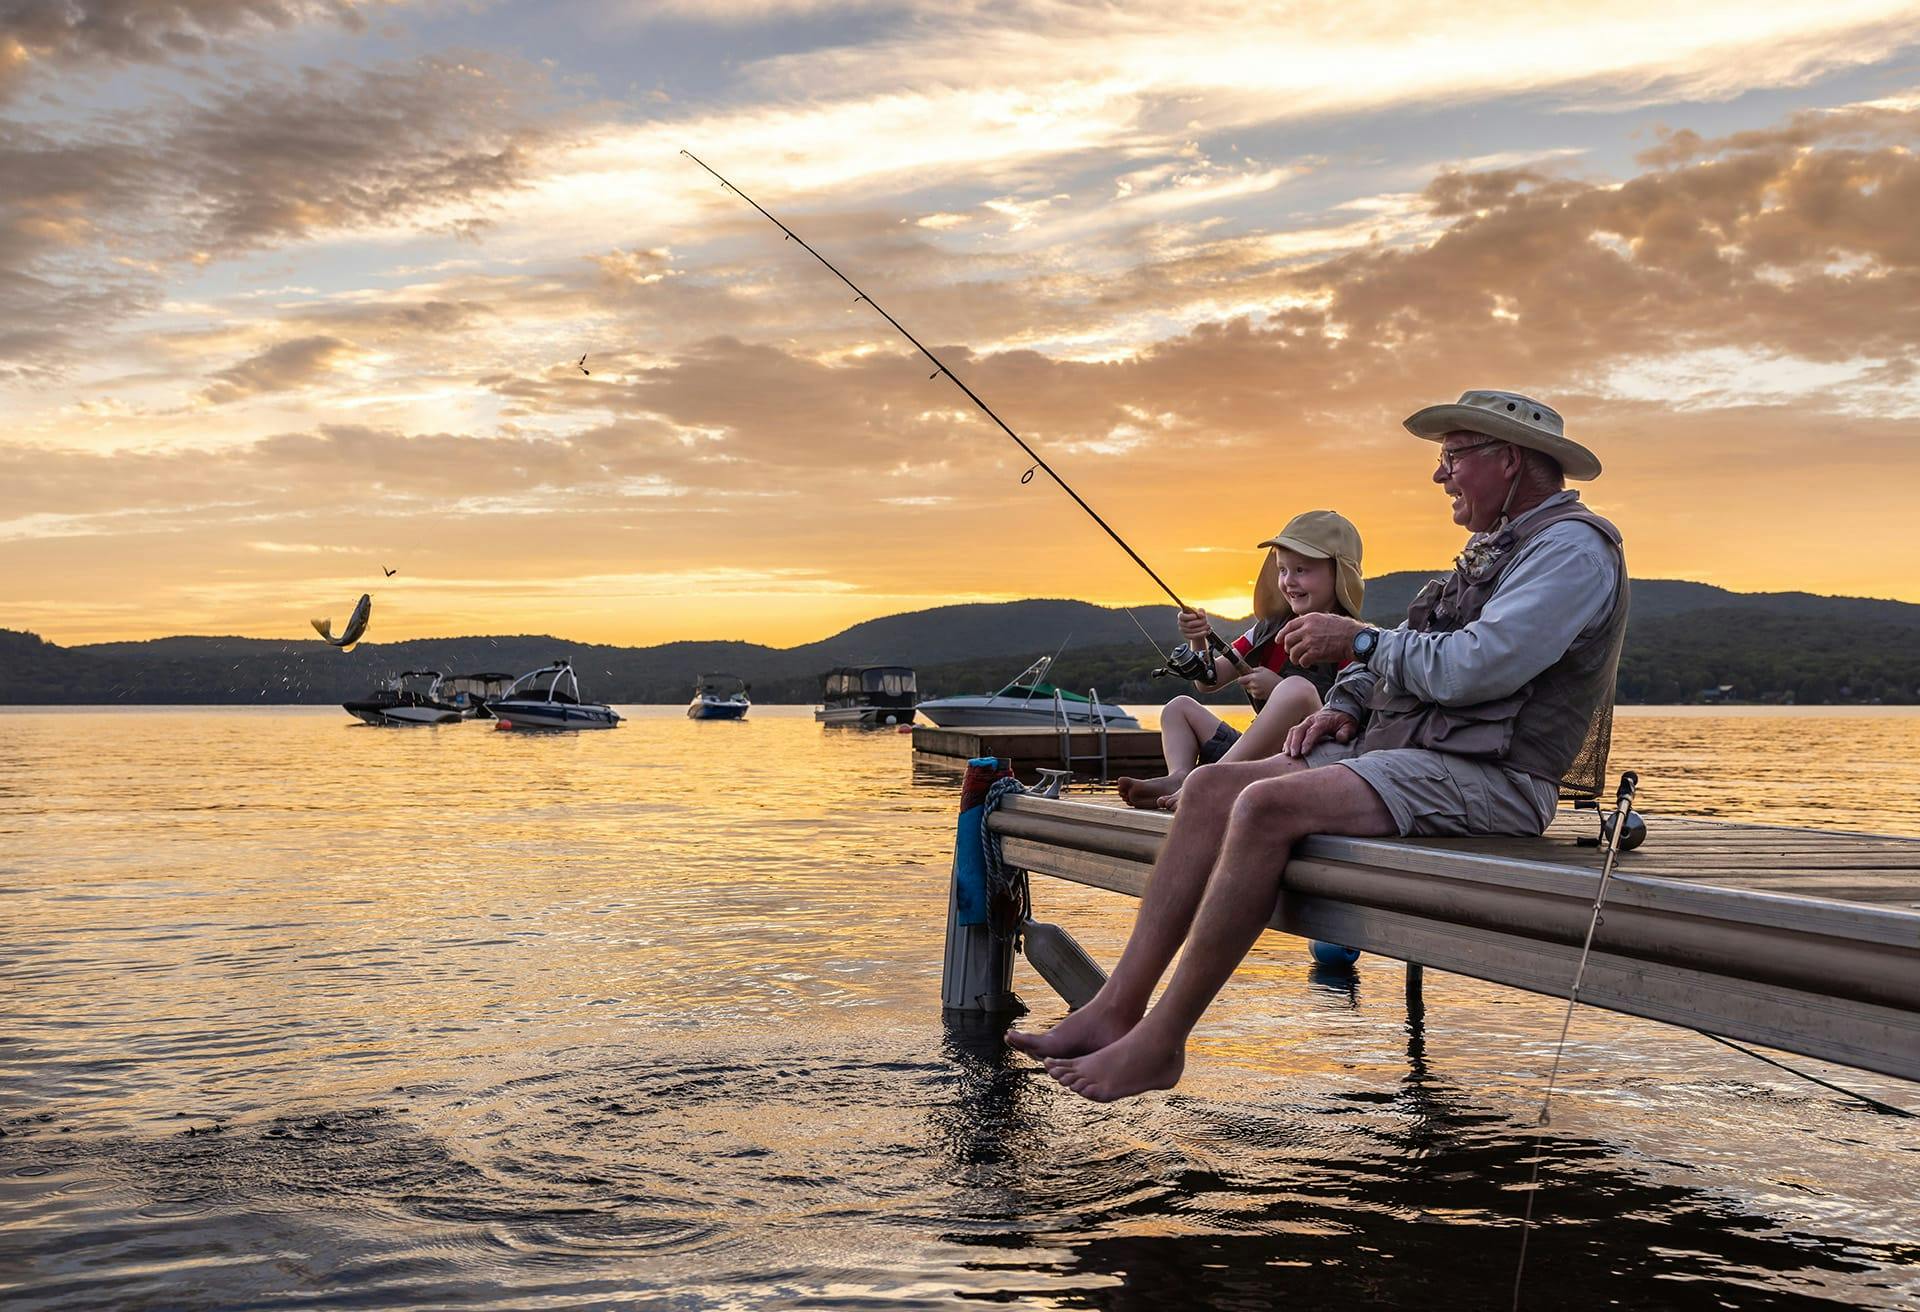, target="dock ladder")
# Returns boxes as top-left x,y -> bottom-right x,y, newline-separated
1051,687 -> 1114,783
